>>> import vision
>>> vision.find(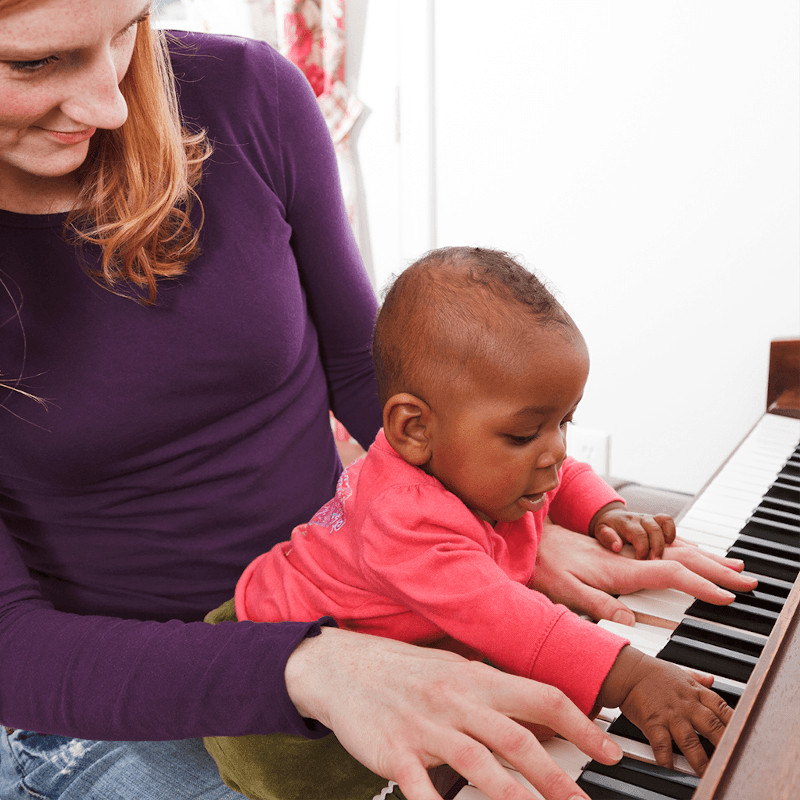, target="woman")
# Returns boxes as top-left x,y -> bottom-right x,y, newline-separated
0,3 -> 754,800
